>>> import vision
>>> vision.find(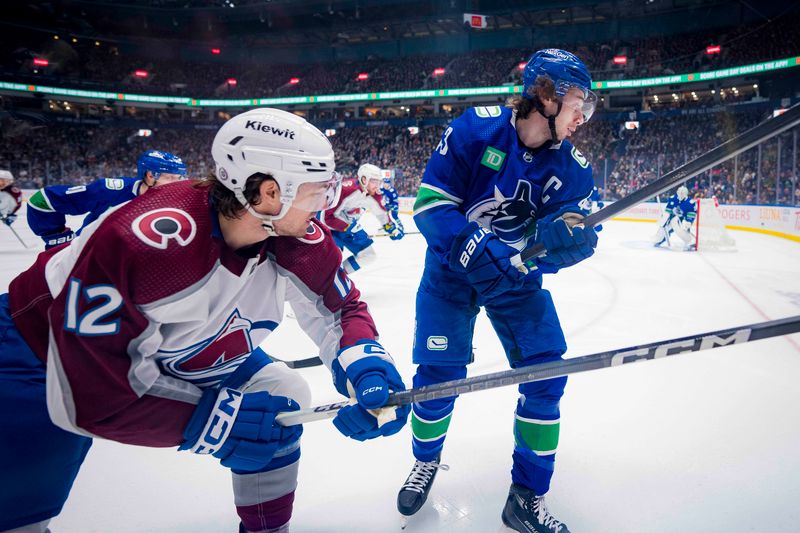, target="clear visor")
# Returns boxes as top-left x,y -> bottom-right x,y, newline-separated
562,89 -> 598,123
286,172 -> 342,213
